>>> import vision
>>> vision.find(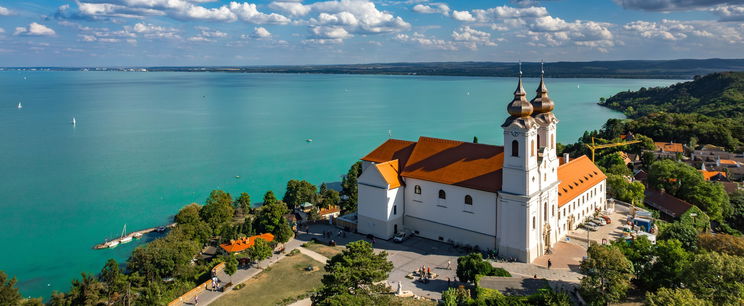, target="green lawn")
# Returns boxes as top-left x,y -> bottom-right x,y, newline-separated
211,253 -> 324,306
302,241 -> 344,259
